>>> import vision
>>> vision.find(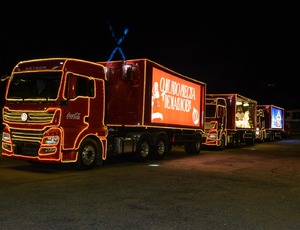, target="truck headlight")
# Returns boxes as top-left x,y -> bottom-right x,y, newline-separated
255,128 -> 260,135
43,136 -> 59,145
208,133 -> 217,139
2,132 -> 11,142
